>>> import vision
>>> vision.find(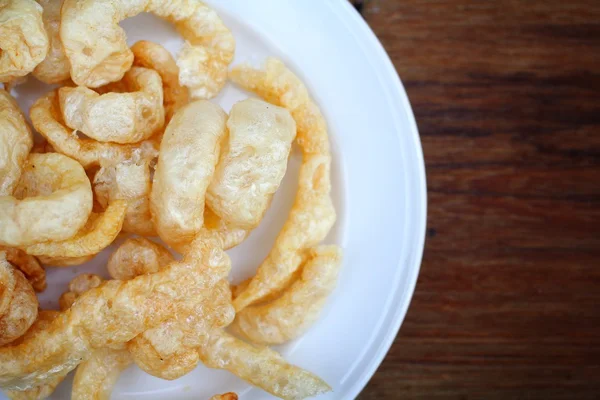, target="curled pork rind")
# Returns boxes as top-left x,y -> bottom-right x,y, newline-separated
59,67 -> 165,144
60,0 -> 234,99
131,41 -> 189,122
0,232 -> 230,390
0,90 -> 33,196
0,0 -> 49,82
107,237 -> 173,281
229,58 -> 336,311
31,0 -> 70,84
93,157 -> 155,236
30,91 -> 159,169
207,98 -> 296,230
231,245 -> 342,345
22,200 -> 127,258
199,330 -> 331,400
0,253 -> 38,346
150,100 -> 227,250
4,311 -> 67,400
0,247 -> 45,292
0,153 -> 93,247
